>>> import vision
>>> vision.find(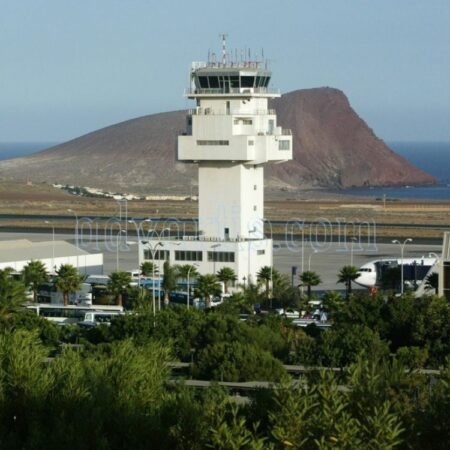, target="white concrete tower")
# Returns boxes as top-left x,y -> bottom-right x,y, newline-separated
178,50 -> 292,240
139,41 -> 292,290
